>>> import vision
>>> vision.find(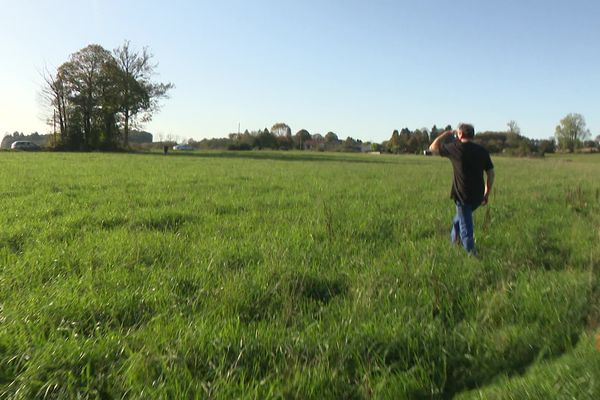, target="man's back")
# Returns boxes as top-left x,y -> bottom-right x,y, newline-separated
428,124 -> 495,254
440,141 -> 493,205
